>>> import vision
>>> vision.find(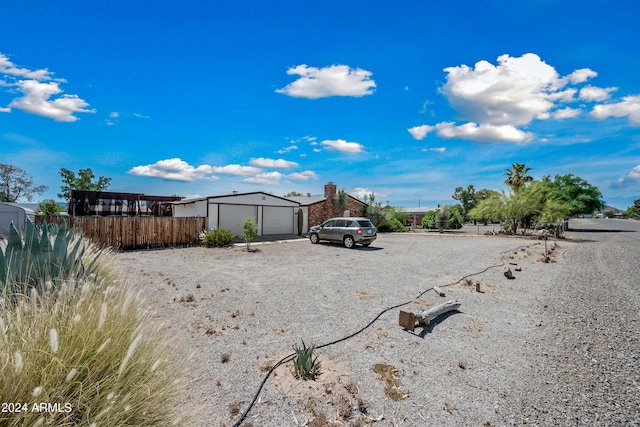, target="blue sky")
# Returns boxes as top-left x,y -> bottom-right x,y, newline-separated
1,1 -> 639,210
